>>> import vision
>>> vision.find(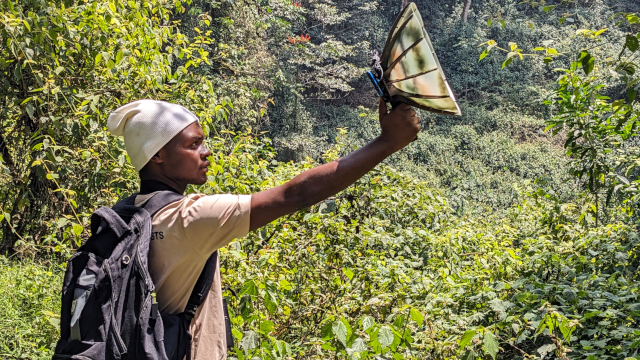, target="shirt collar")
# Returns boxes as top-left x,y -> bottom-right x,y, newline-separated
139,179 -> 181,195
